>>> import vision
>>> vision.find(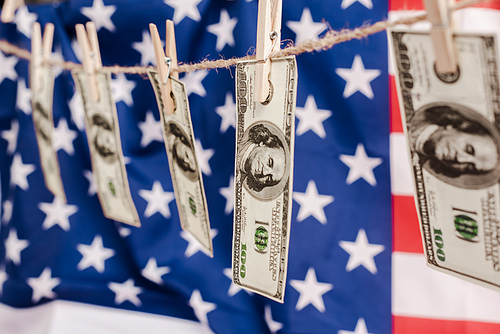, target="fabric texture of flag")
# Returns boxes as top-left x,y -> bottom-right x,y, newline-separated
0,0 -> 498,333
